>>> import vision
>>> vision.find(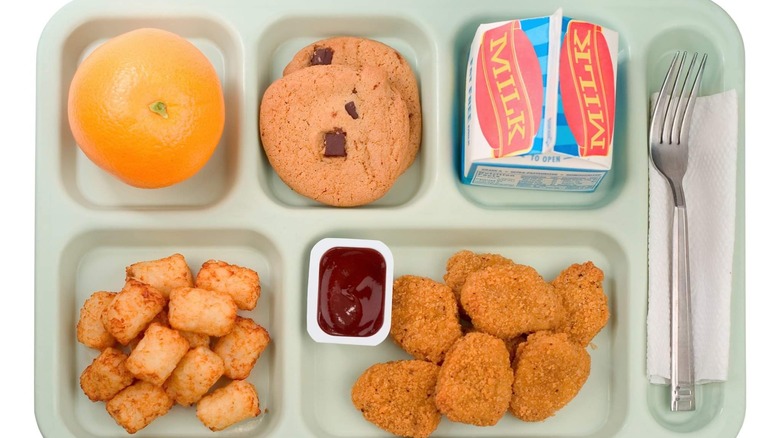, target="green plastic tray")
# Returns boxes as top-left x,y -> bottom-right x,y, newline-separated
34,0 -> 745,436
